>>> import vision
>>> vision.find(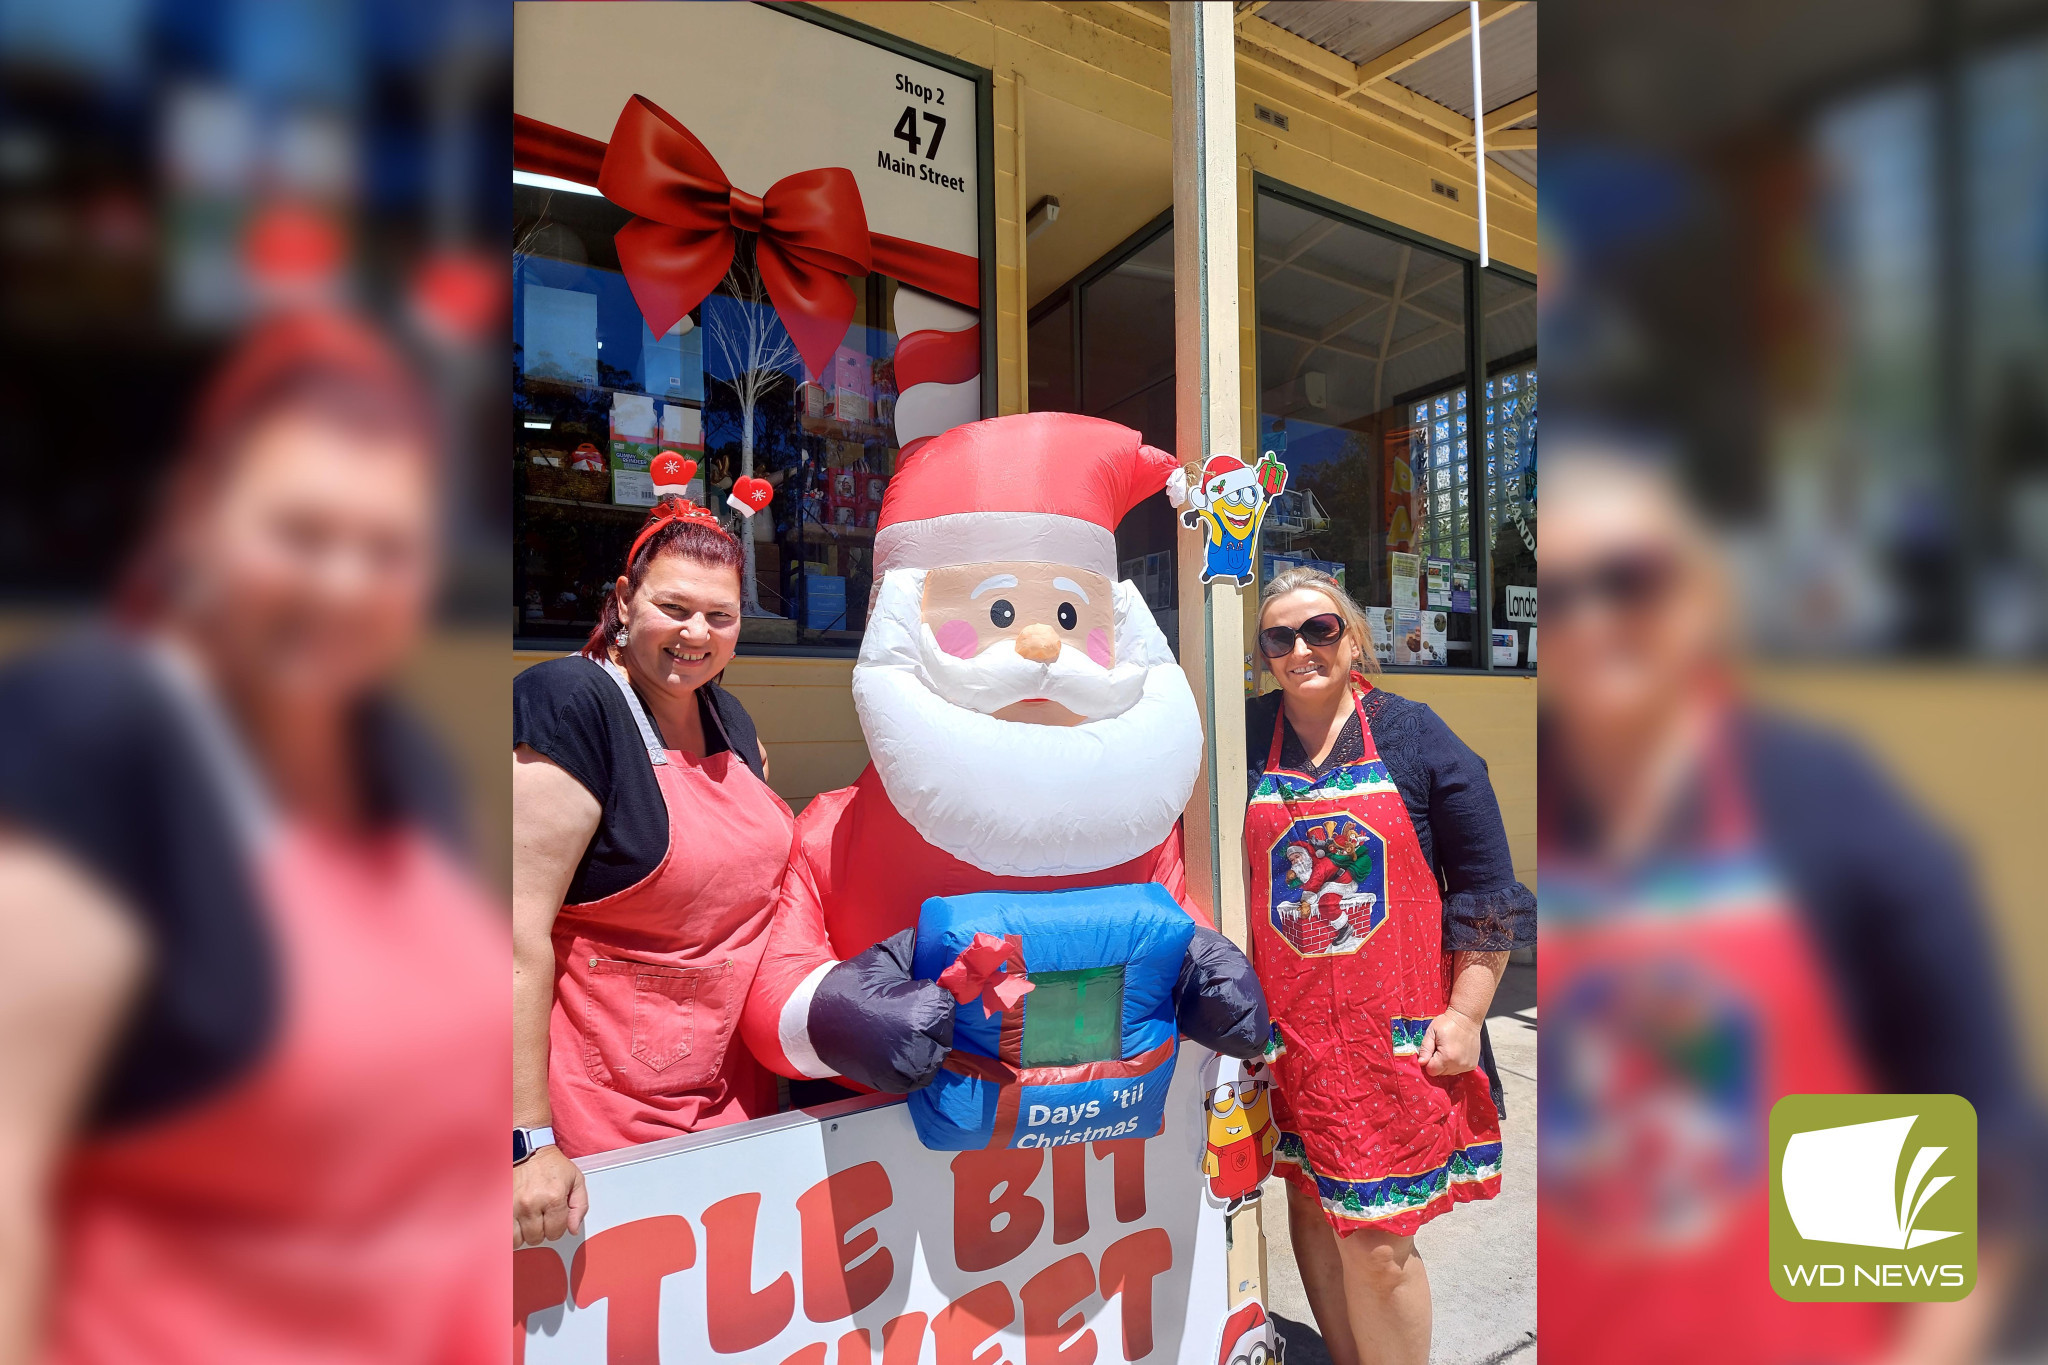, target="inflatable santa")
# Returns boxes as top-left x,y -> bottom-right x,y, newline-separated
739,413 -> 1268,1096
